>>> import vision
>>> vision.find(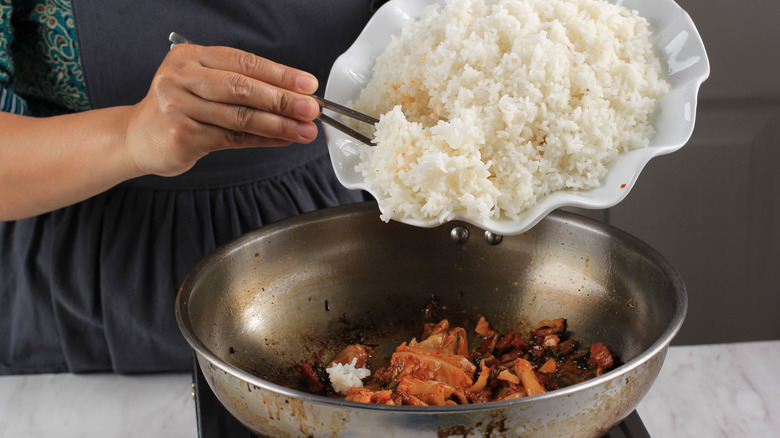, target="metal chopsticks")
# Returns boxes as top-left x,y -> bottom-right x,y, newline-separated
313,96 -> 378,145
